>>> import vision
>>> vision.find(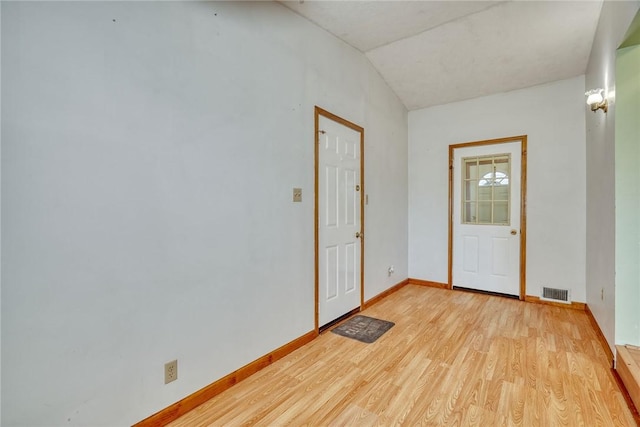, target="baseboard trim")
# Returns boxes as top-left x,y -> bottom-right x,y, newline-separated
133,330 -> 318,427
362,279 -> 409,310
407,278 -> 449,289
585,304 -> 615,366
524,295 -> 586,311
